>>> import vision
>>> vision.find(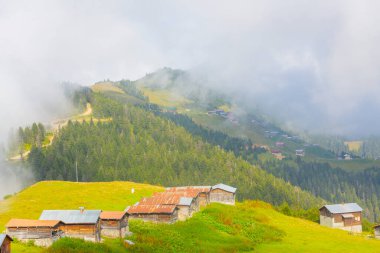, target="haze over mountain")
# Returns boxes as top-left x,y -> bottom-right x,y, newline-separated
1,0 -> 380,144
